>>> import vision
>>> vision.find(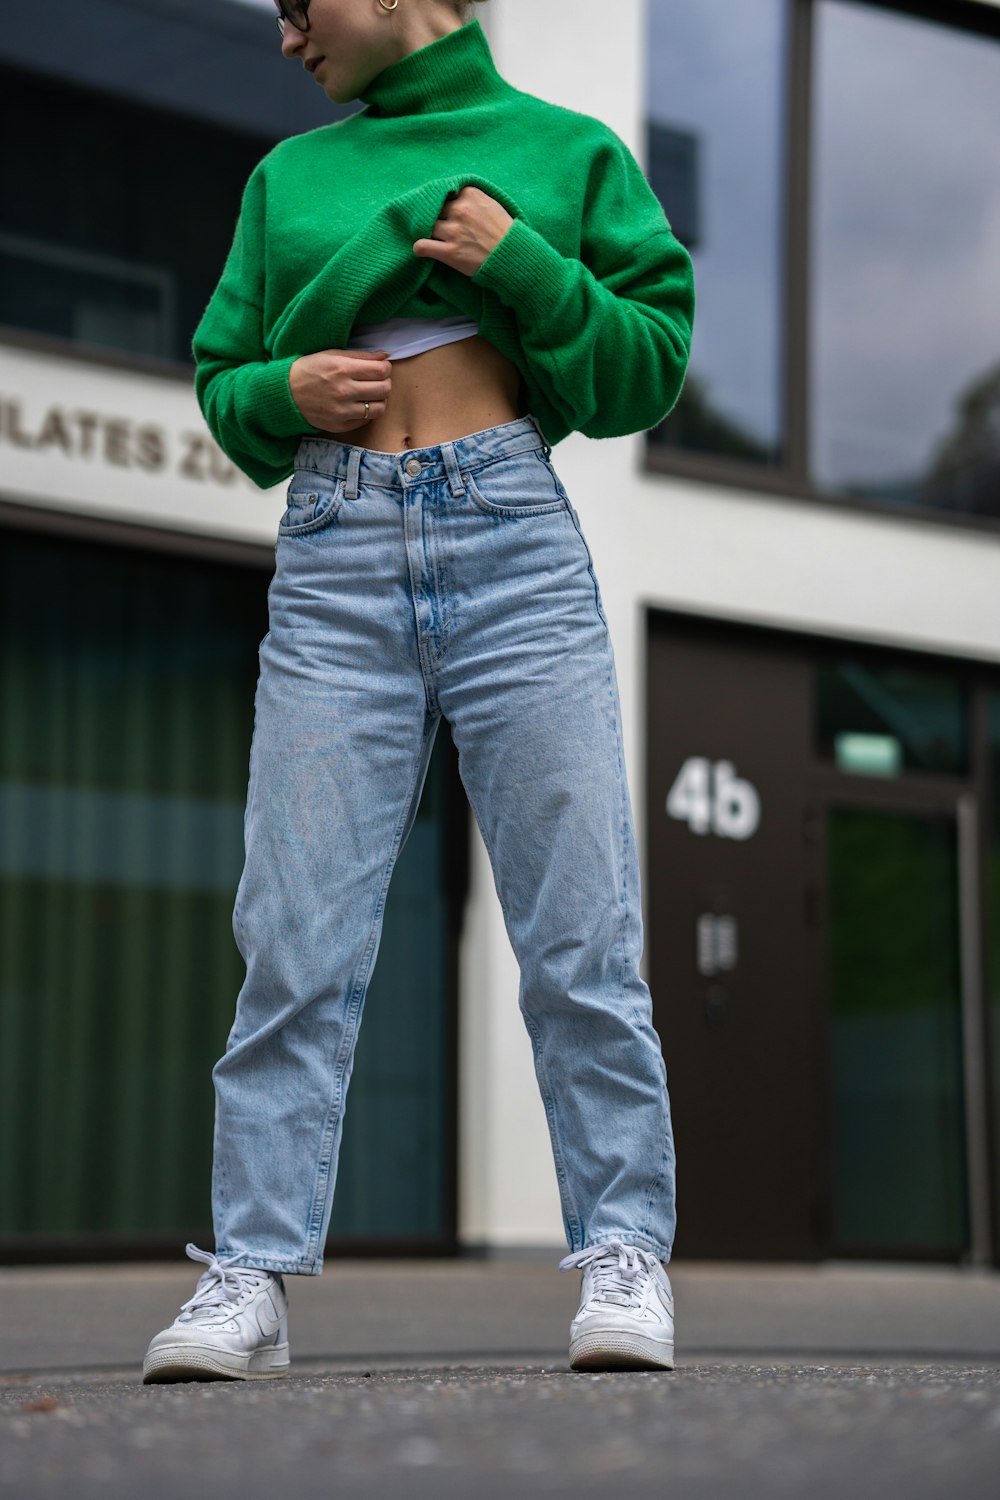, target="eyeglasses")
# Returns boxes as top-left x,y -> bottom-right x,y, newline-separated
275,2 -> 311,36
